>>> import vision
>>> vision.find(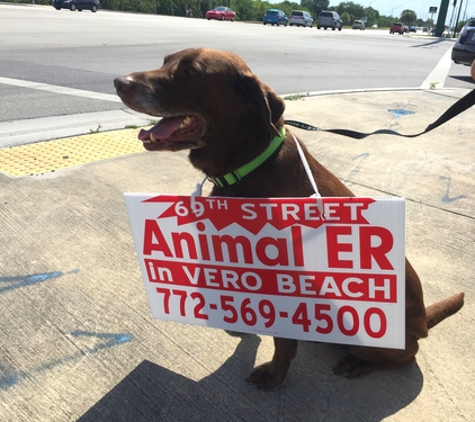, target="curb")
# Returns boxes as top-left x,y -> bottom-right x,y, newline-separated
0,88 -> 471,149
